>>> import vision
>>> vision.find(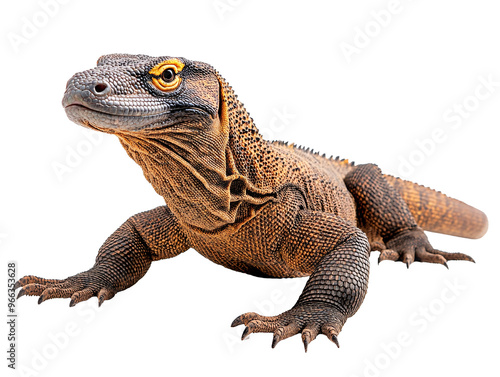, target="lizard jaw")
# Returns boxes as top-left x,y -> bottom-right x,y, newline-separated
63,102 -> 210,133
63,103 -> 171,132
